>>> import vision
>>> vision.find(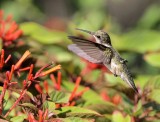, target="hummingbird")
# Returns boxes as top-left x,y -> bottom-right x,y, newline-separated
67,28 -> 138,93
